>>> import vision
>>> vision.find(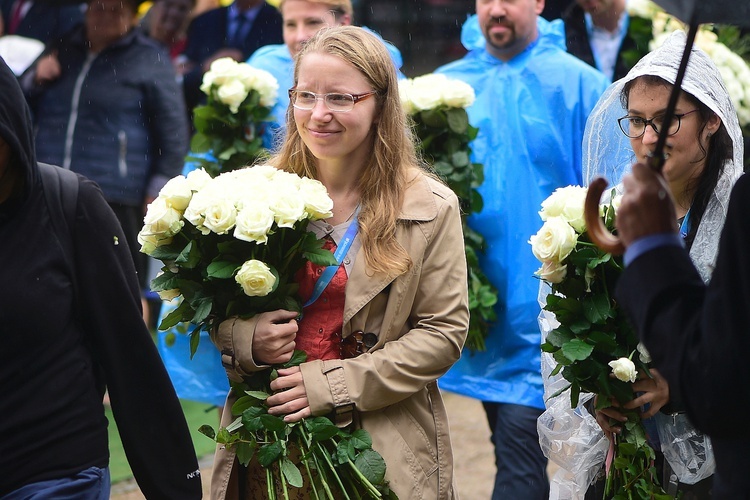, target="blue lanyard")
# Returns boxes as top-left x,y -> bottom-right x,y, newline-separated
303,206 -> 360,308
679,209 -> 691,239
